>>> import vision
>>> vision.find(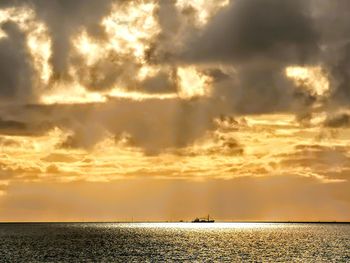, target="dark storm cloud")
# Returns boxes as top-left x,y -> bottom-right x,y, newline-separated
312,0 -> 350,105
183,0 -> 318,64
173,0 -> 321,115
0,22 -> 35,102
176,0 -> 350,115
2,0 -> 350,153
208,64 -> 297,114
